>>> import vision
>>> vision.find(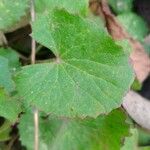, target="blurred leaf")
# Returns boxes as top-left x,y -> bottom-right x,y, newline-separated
0,56 -> 15,92
138,146 -> 150,150
0,120 -> 11,142
88,14 -> 106,32
138,128 -> 150,146
131,79 -> 142,91
0,128 -> 10,142
116,40 -> 132,55
35,0 -> 89,16
19,109 -> 130,150
108,0 -> 133,14
0,47 -> 20,69
121,128 -> 138,150
117,13 -> 149,41
0,0 -> 29,31
0,89 -> 21,122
